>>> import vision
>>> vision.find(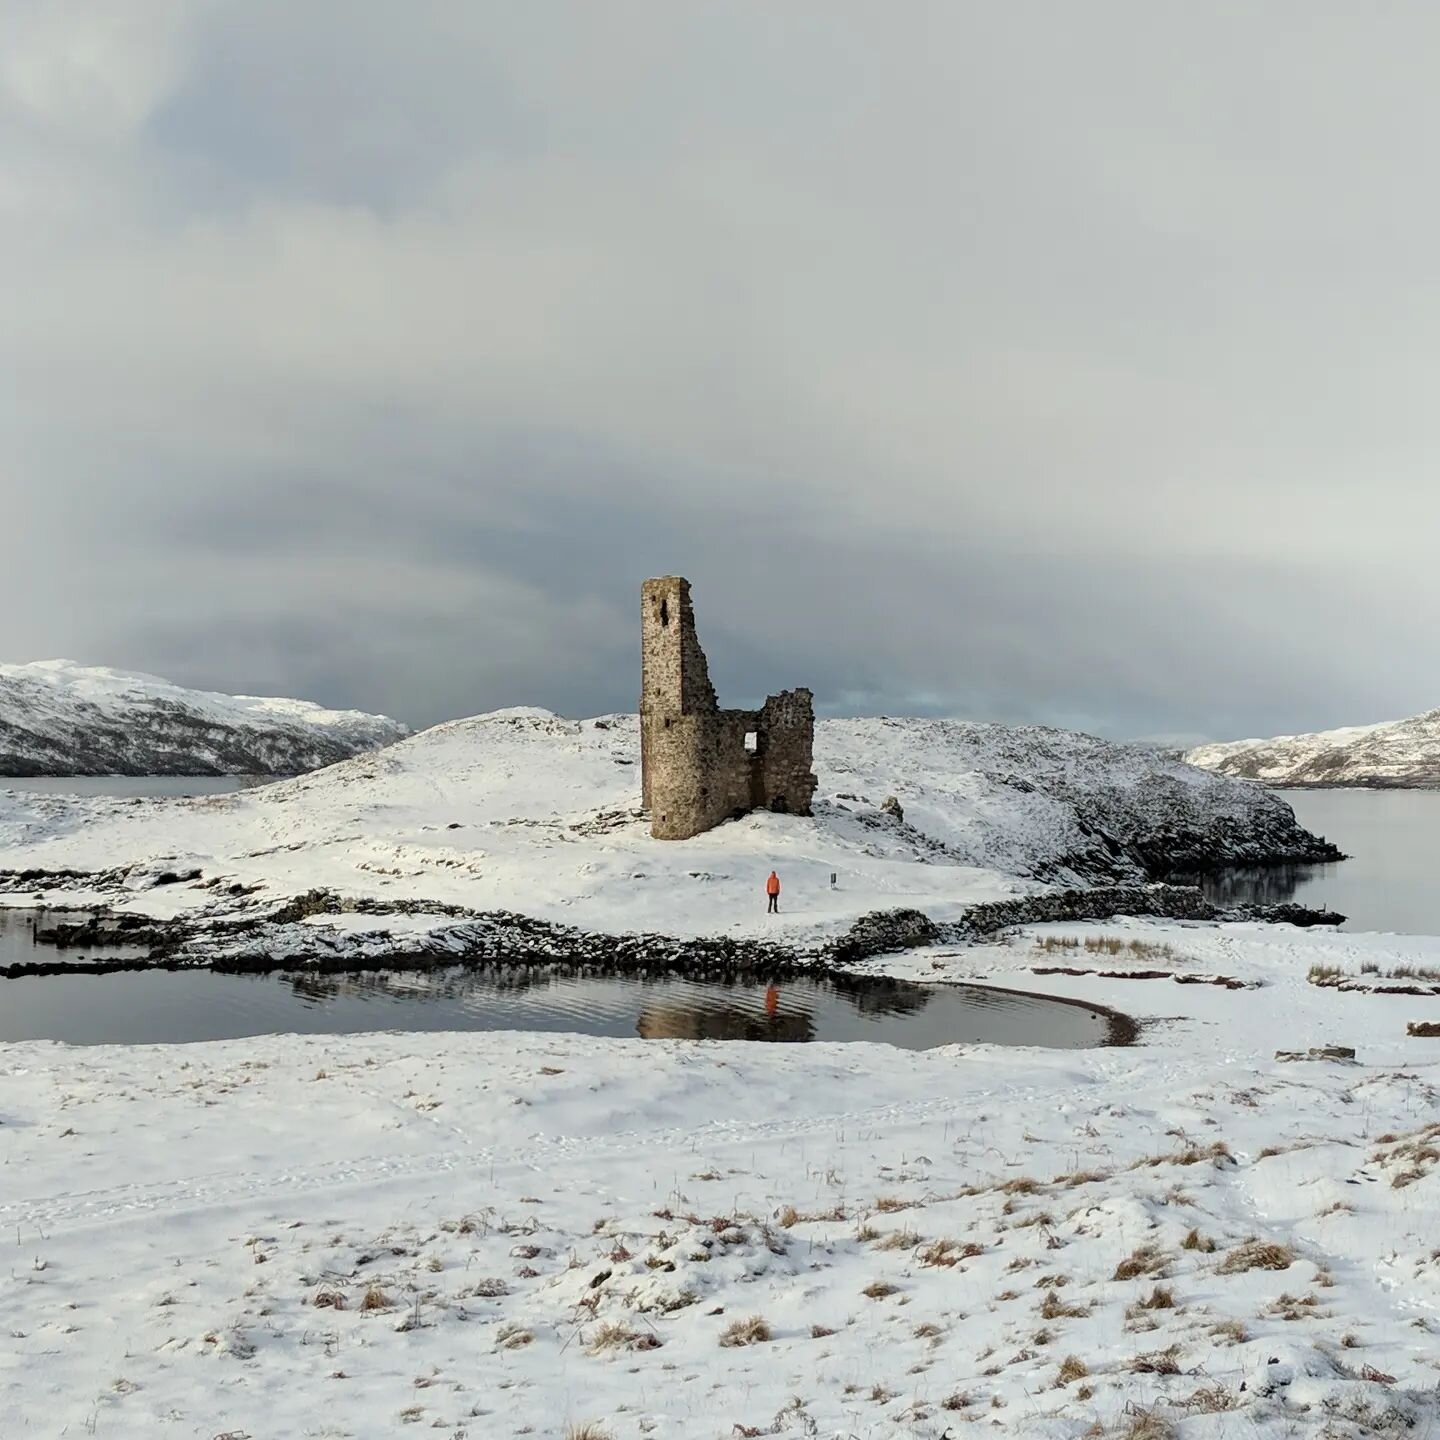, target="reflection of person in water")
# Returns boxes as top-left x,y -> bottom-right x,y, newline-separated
765,982 -> 779,1016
